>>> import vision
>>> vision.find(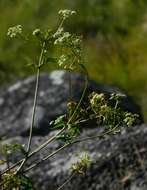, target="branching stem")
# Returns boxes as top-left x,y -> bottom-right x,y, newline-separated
57,172 -> 76,190
23,128 -> 115,173
15,43 -> 45,173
